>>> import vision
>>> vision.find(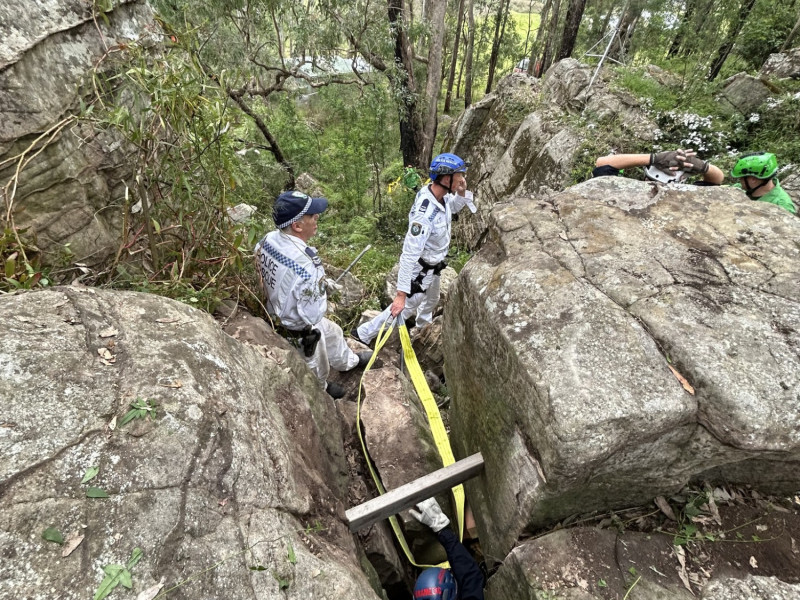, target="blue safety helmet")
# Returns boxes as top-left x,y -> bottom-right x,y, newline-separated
413,568 -> 456,600
429,153 -> 469,181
